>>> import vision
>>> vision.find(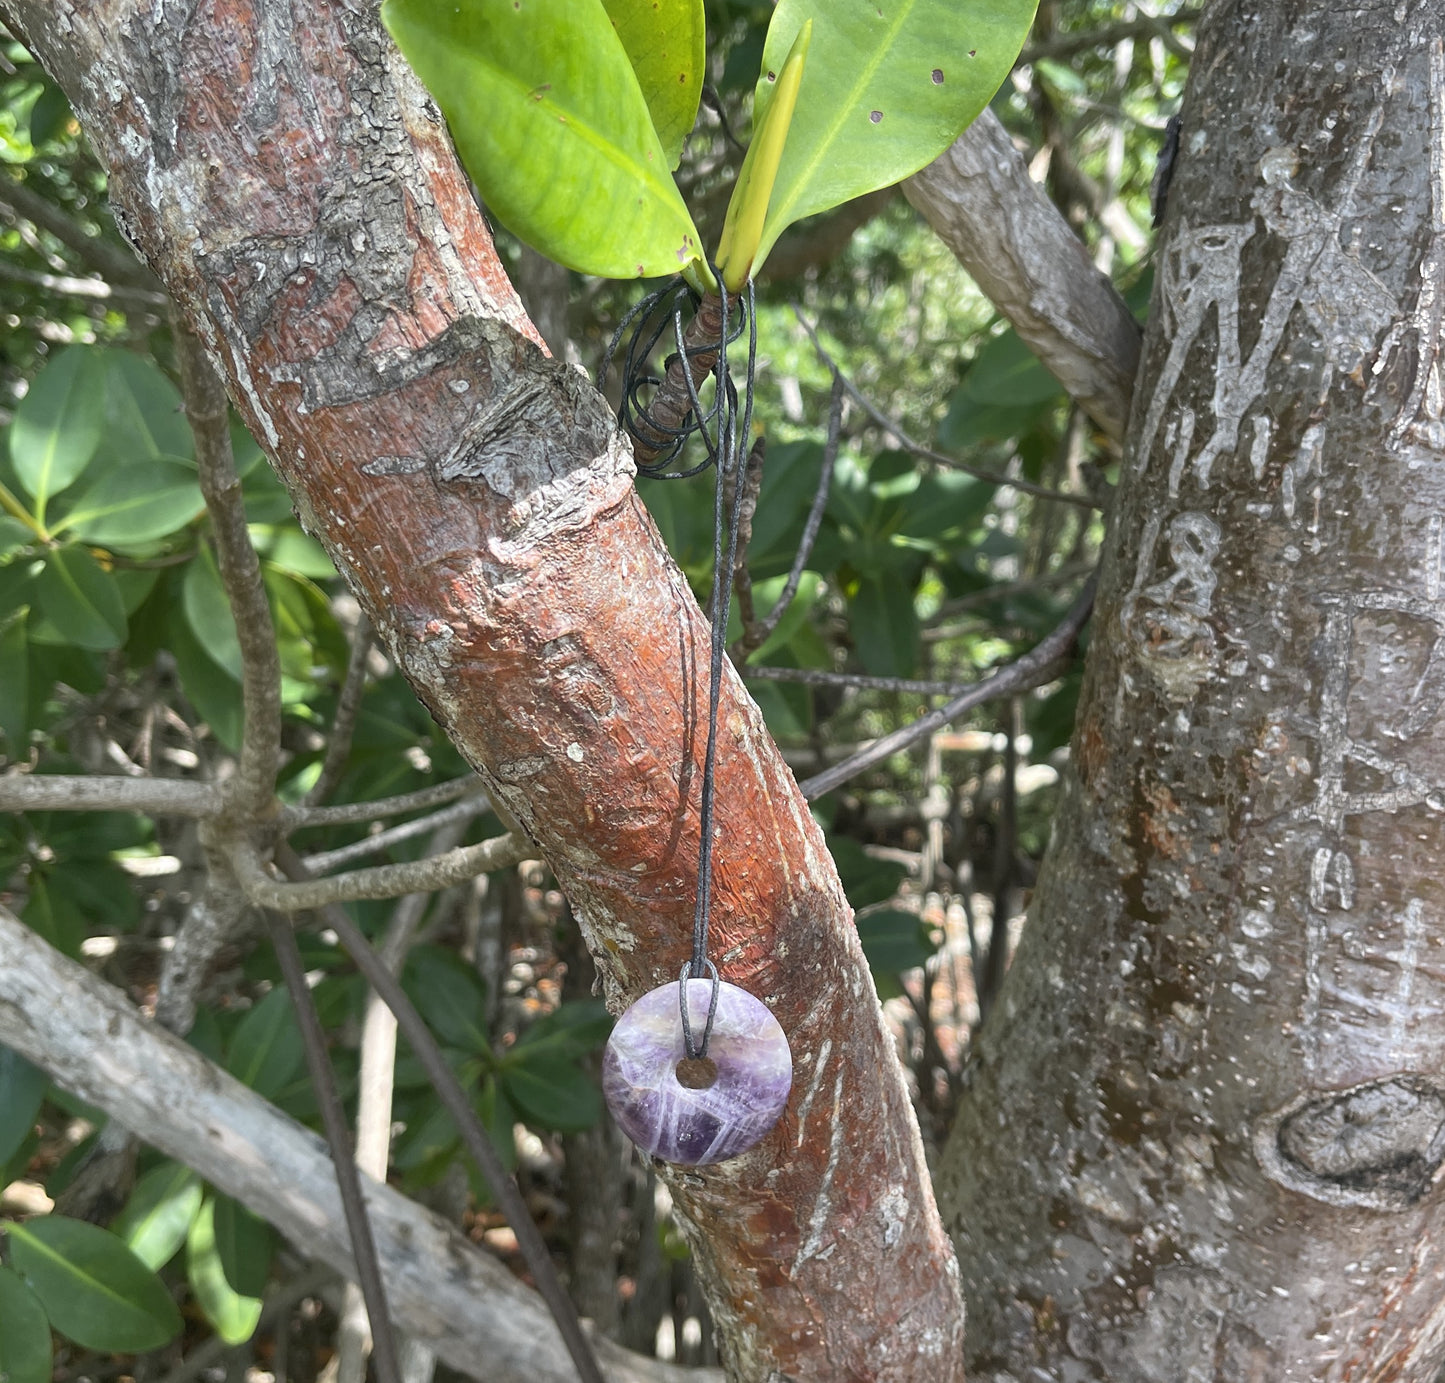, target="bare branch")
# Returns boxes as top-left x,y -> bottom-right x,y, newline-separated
903,110 -> 1142,444
0,166 -> 162,289
301,793 -> 494,875
304,613 -> 373,808
232,833 -> 533,911
154,864 -> 249,1035
174,316 -> 282,818
1020,8 -> 1201,64
734,376 -> 843,659
282,776 -> 485,830
793,309 -> 1100,509
745,665 -> 1016,696
0,257 -> 168,304
0,905 -> 714,1383
799,572 -> 1097,800
0,772 -> 218,817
